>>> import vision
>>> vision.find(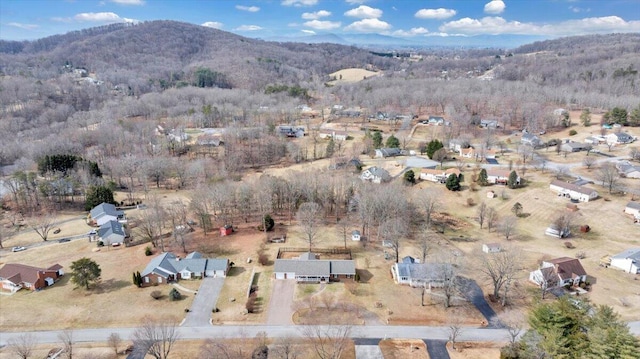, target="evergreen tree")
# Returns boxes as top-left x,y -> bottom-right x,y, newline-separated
507,171 -> 519,189
372,131 -> 383,149
477,168 -> 489,186
70,257 -> 101,290
445,173 -> 461,191
385,134 -> 400,148
403,170 -> 415,185
426,139 -> 444,159
629,104 -> 640,127
325,138 -> 335,158
85,186 -> 115,211
580,108 -> 592,127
